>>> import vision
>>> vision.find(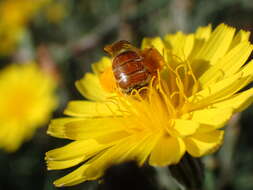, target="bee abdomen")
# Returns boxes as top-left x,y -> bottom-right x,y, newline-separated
111,50 -> 150,92
117,71 -> 150,92
104,40 -> 163,94
112,51 -> 142,69
113,60 -> 144,78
